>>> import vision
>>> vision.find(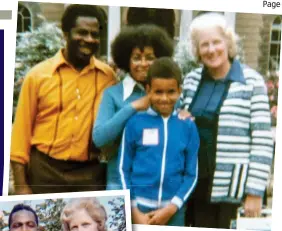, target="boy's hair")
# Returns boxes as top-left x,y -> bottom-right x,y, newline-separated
8,204 -> 38,228
147,57 -> 182,86
61,4 -> 106,33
